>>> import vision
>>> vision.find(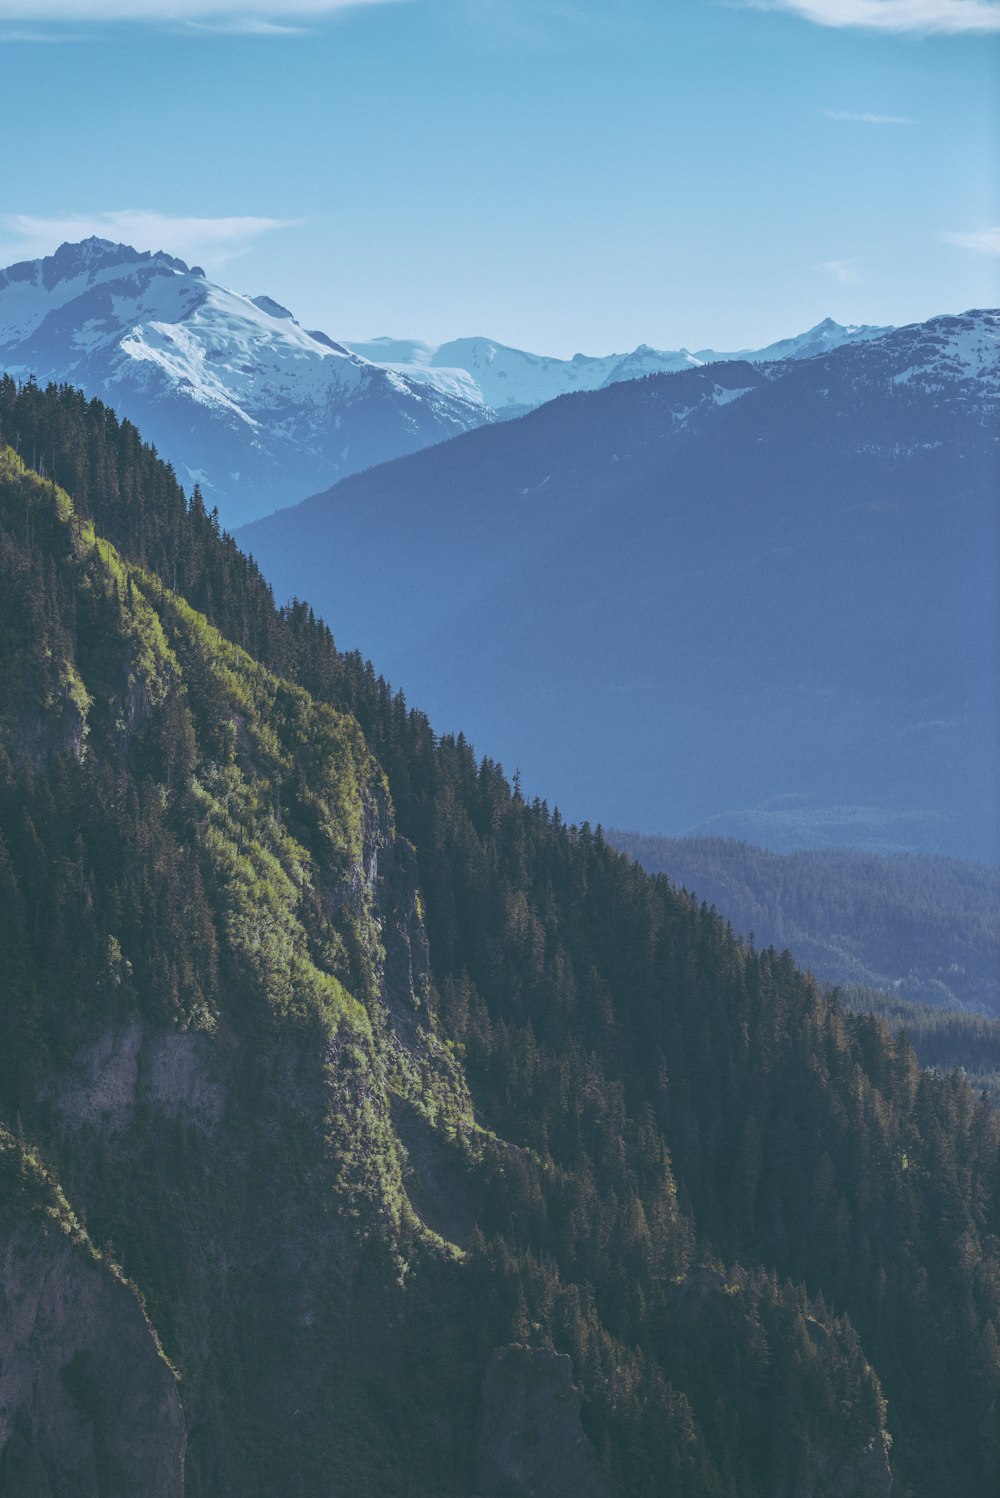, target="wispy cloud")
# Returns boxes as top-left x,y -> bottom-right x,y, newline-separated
942,226 -> 1000,255
745,1 -> 1000,33
824,109 -> 913,123
0,211 -> 306,271
444,0 -> 617,54
0,24 -> 86,37
0,0 -> 398,22
818,258 -> 865,283
180,16 -> 308,32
